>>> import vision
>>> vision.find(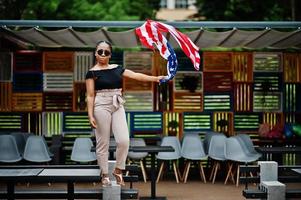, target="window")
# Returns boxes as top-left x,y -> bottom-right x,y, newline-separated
160,0 -> 167,8
175,0 -> 188,8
